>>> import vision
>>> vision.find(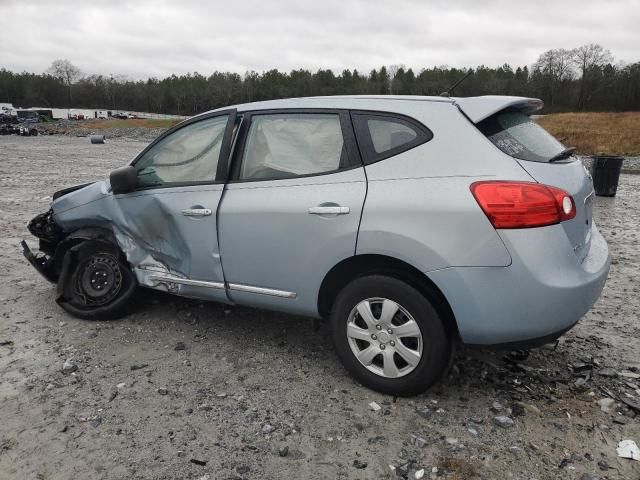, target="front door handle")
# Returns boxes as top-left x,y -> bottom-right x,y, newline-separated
181,208 -> 212,217
308,206 -> 350,215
